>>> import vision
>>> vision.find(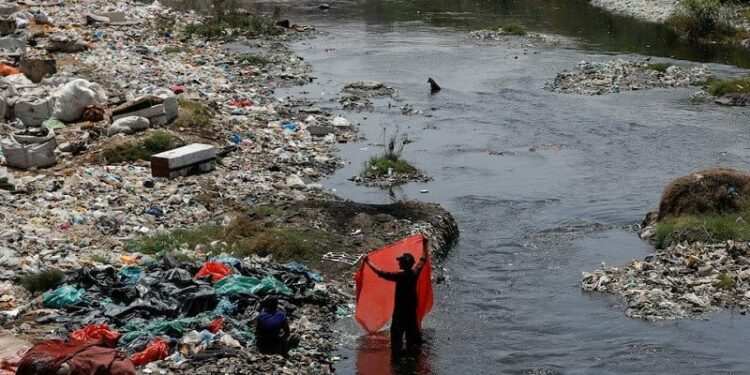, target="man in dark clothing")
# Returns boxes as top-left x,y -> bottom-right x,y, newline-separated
255,297 -> 300,356
364,248 -> 427,356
